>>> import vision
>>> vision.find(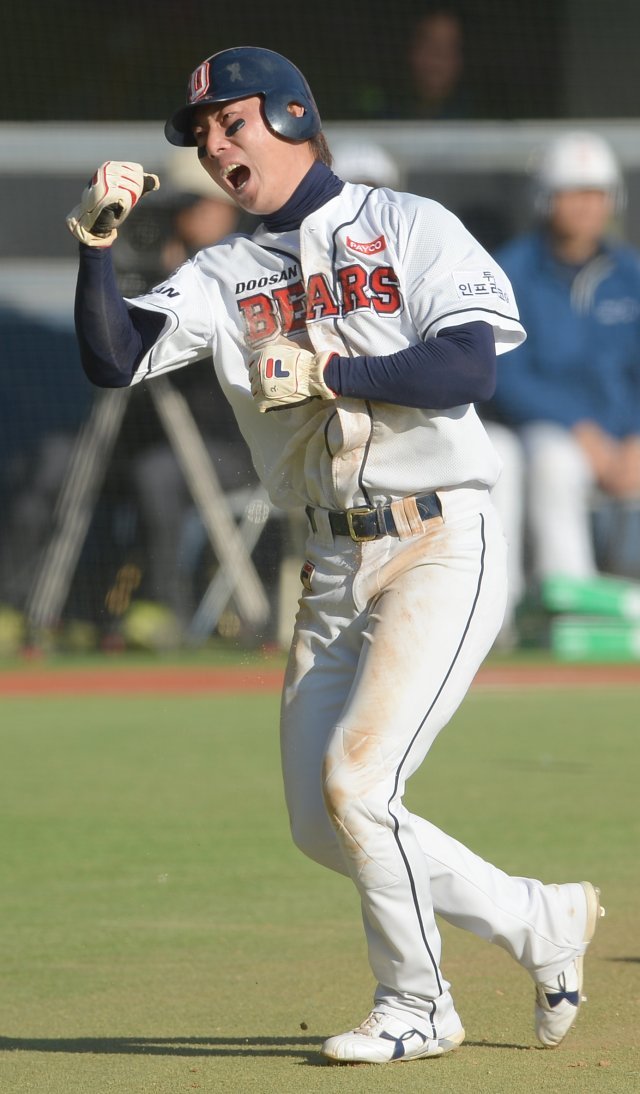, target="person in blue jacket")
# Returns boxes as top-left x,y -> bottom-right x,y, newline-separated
484,131 -> 640,626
